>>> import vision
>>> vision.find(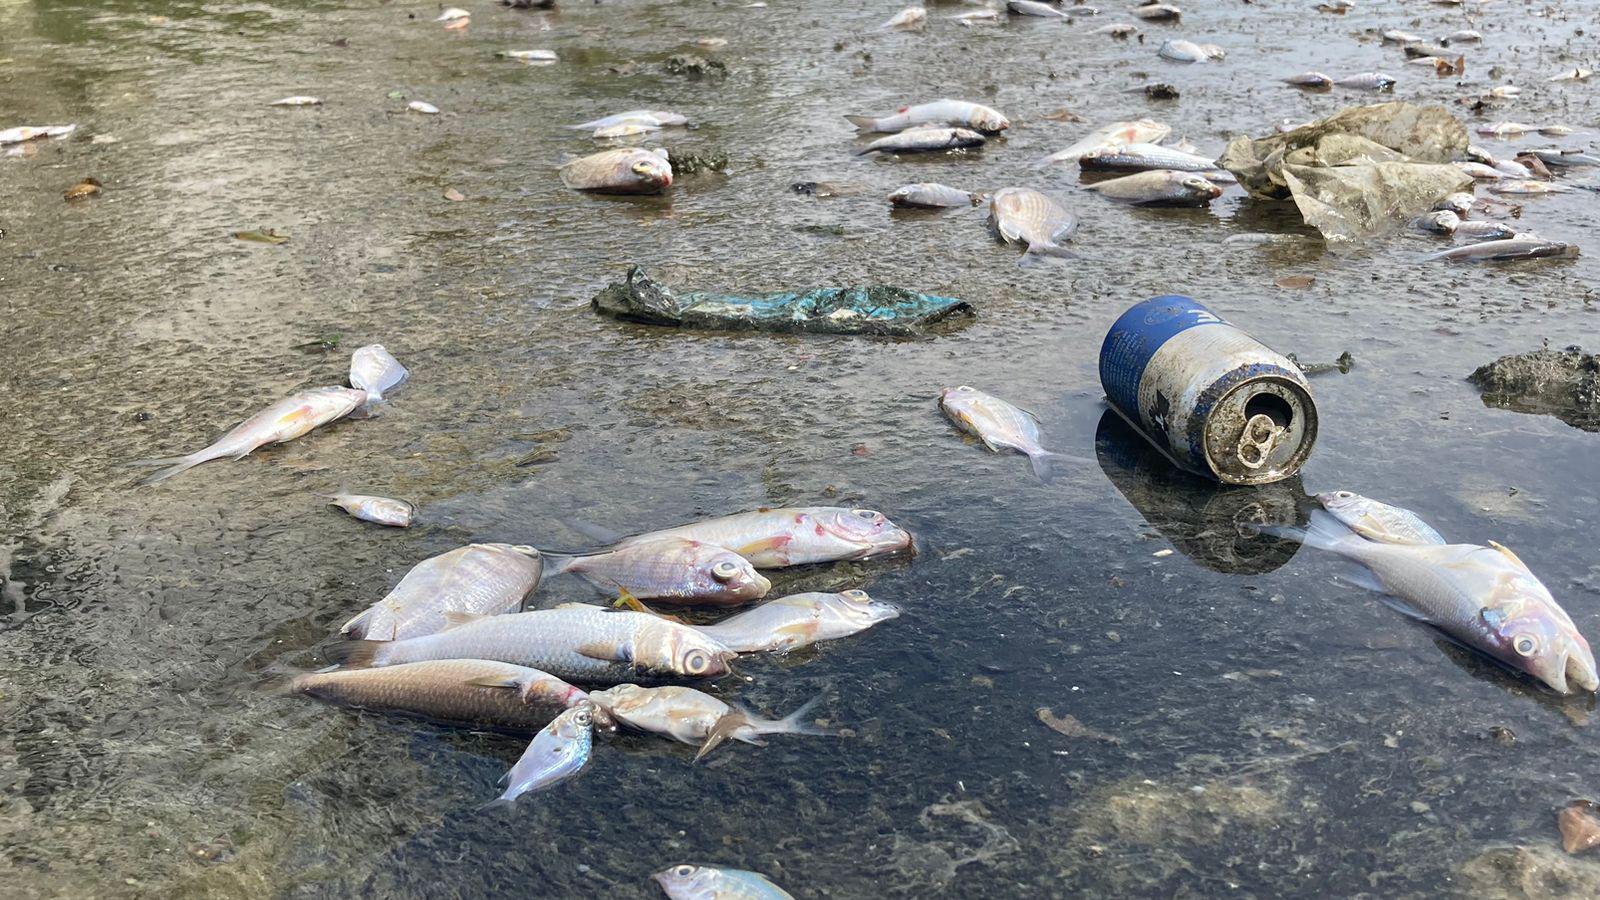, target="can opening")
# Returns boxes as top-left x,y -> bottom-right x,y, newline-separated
1244,393 -> 1294,431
